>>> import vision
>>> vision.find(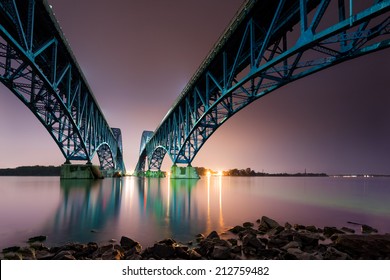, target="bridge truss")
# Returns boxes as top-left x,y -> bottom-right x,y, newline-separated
0,0 -> 125,173
136,0 -> 390,172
